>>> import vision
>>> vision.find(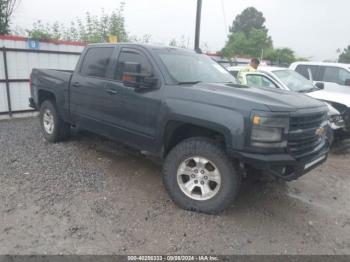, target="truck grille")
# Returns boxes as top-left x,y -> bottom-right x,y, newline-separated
288,111 -> 327,159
